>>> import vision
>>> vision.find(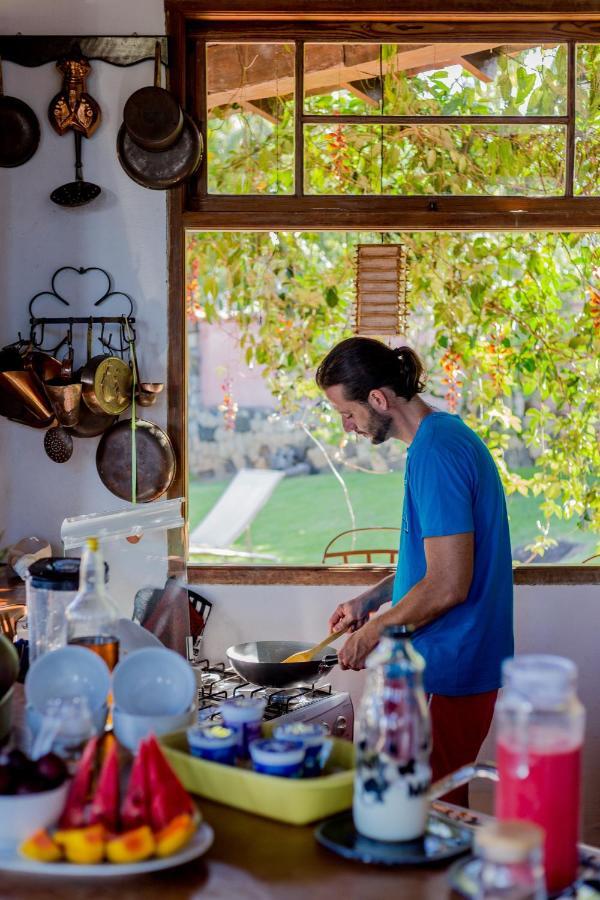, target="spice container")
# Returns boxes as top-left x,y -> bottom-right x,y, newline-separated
220,697 -> 266,758
274,722 -> 331,777
187,723 -> 237,765
249,738 -> 305,778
